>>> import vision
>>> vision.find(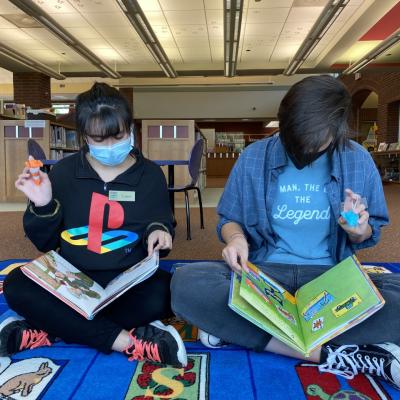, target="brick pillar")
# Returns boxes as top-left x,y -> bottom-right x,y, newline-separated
386,101 -> 399,143
377,101 -> 400,144
377,103 -> 389,143
119,87 -> 141,149
13,72 -> 51,109
119,88 -> 133,114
